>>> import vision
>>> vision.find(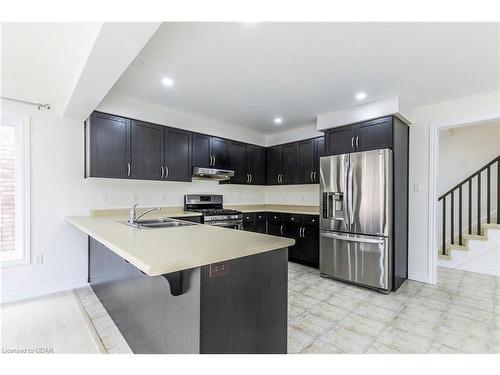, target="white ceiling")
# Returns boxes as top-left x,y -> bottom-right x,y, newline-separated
1,22 -> 103,111
109,22 -> 500,134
